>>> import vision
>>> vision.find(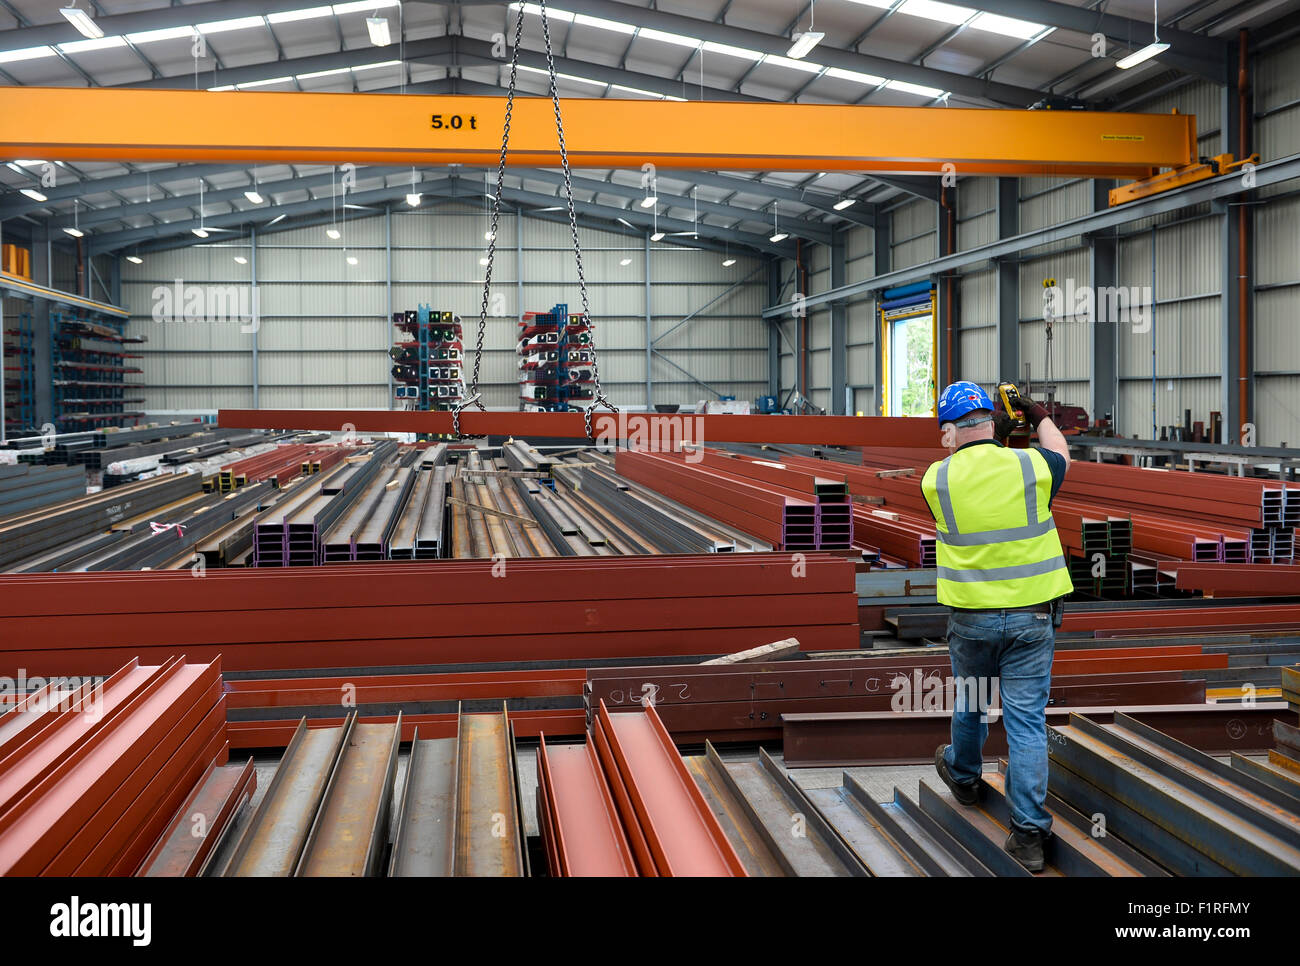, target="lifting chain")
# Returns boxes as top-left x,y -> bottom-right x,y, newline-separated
453,0 -> 617,441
